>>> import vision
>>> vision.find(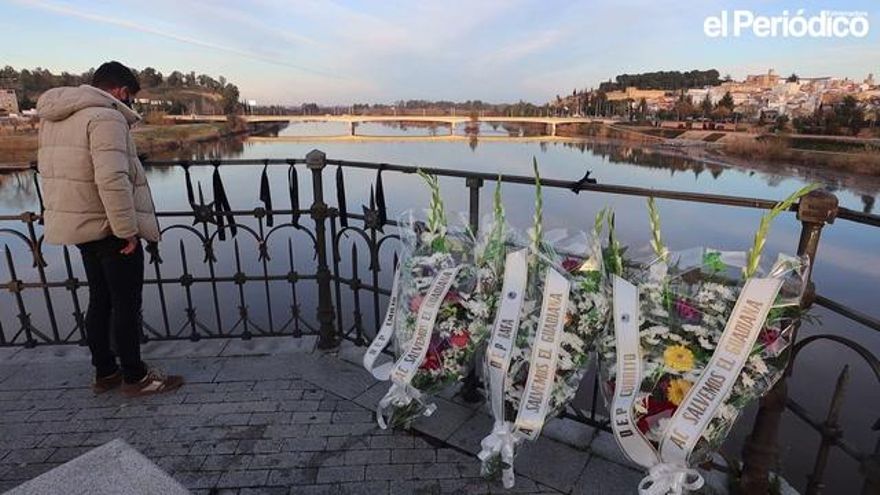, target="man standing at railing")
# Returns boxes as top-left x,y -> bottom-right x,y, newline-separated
36,61 -> 183,397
